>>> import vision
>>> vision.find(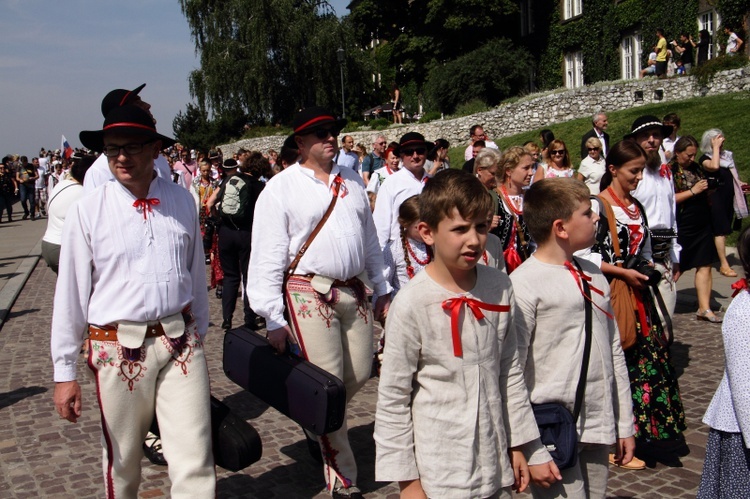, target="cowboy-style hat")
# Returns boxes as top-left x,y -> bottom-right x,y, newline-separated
624,115 -> 673,140
101,83 -> 147,117
286,106 -> 347,144
221,158 -> 239,170
79,104 -> 175,152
